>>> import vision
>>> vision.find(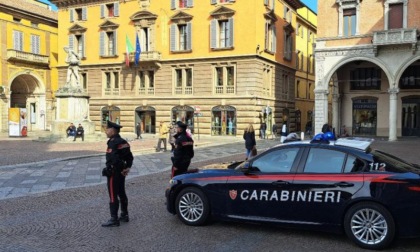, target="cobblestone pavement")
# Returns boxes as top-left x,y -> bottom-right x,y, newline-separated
0,137 -> 420,251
